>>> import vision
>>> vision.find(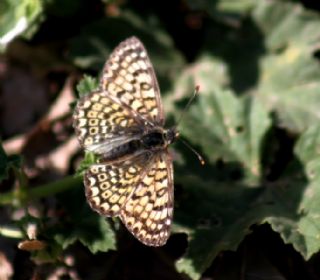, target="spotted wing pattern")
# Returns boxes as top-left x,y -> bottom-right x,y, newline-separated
74,37 -> 174,247
101,37 -> 164,125
121,153 -> 173,246
84,152 -> 173,247
73,90 -> 141,153
84,157 -> 143,217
